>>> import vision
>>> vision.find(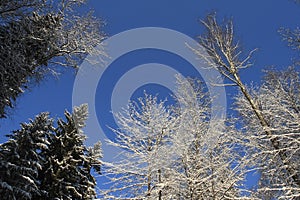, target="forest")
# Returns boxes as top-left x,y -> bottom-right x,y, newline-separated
0,0 -> 299,199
